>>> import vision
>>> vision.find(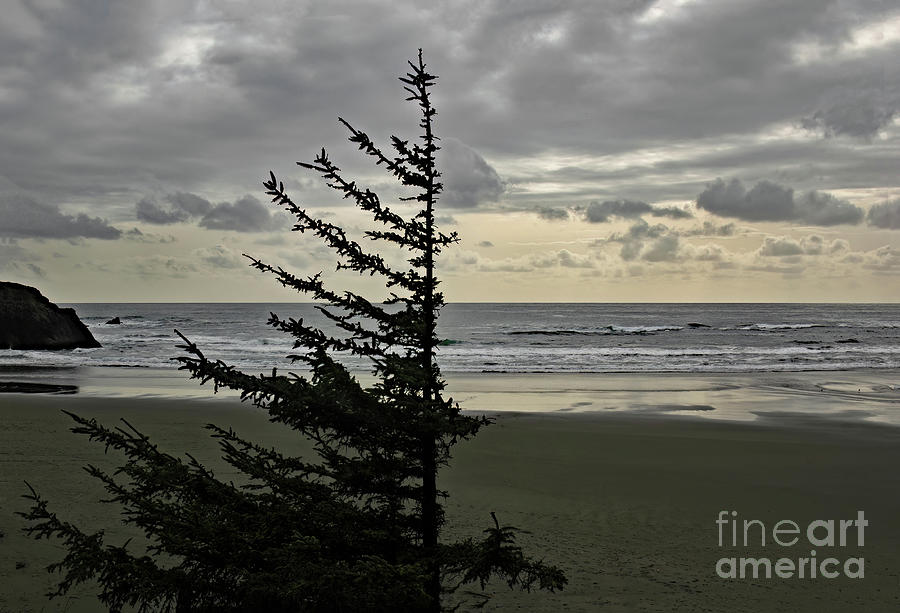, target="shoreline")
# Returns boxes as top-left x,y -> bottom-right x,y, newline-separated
1,366 -> 899,427
4,364 -> 900,376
